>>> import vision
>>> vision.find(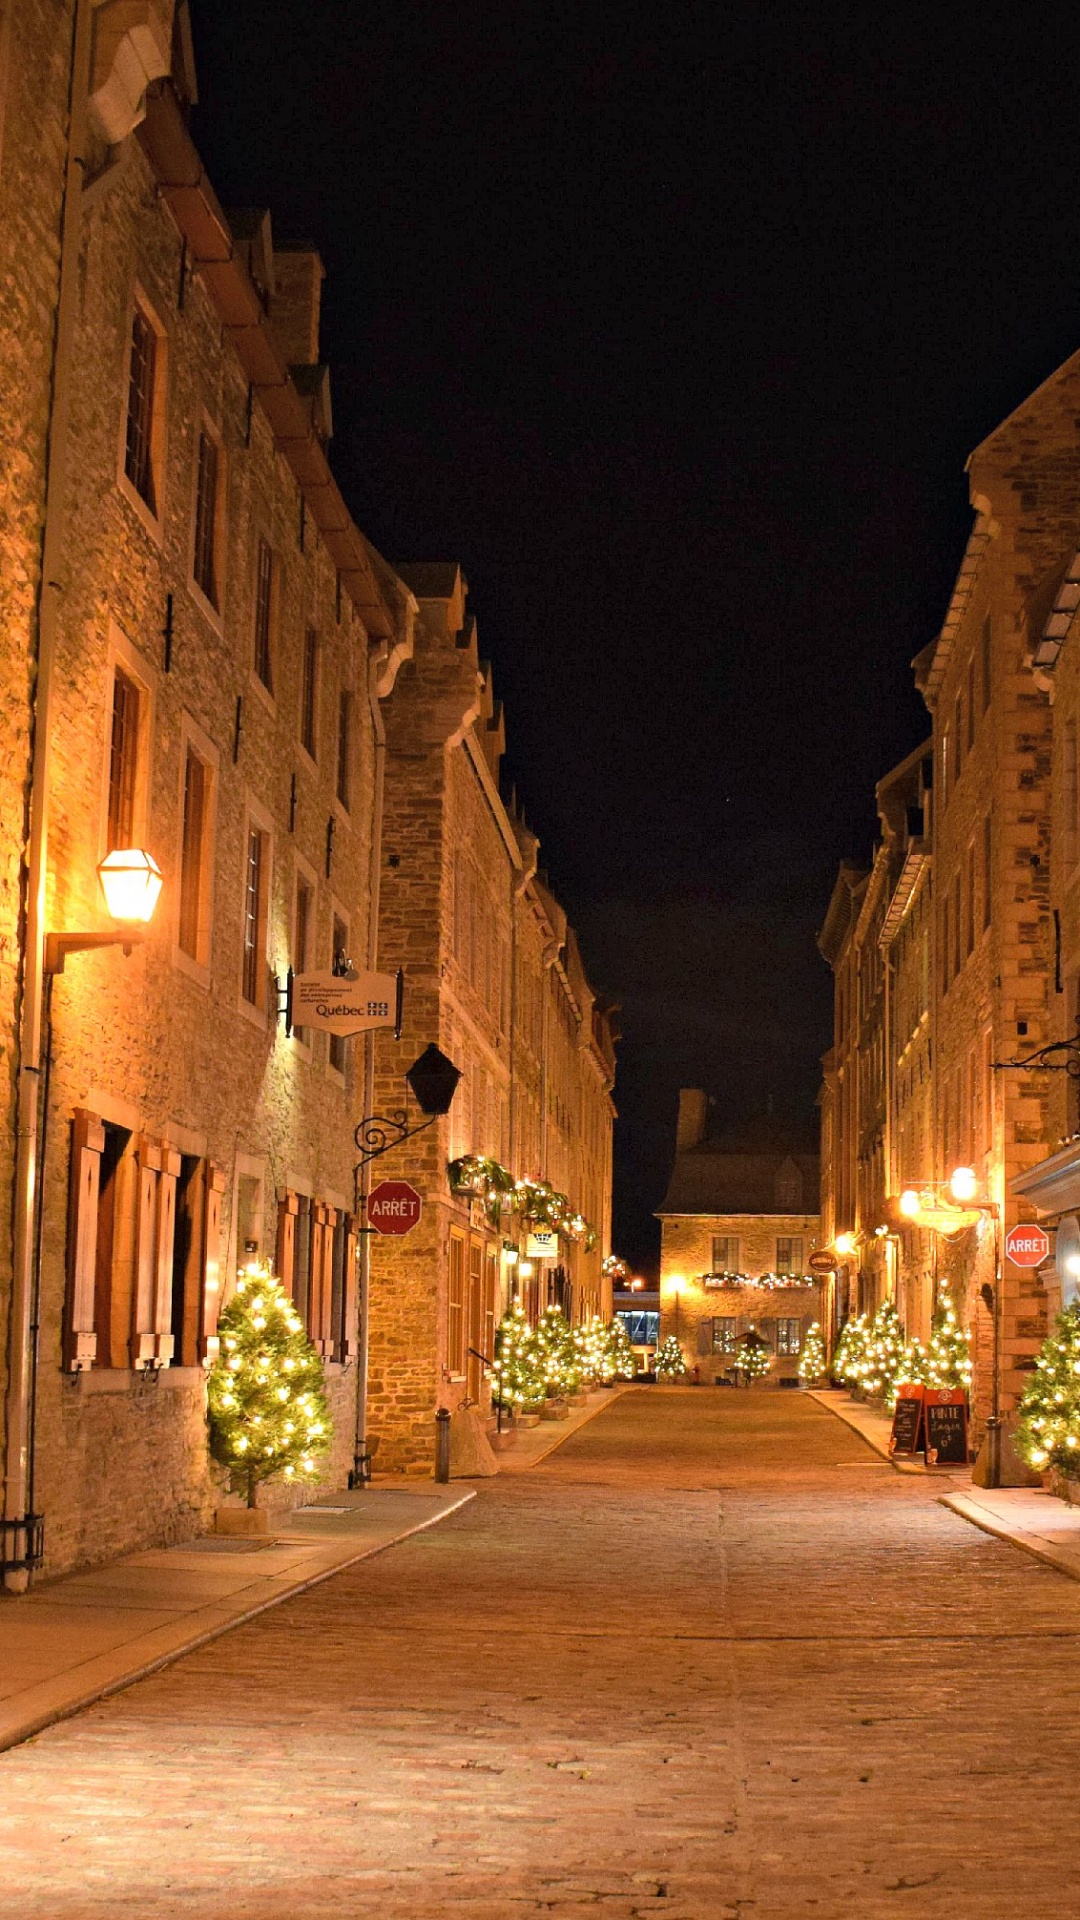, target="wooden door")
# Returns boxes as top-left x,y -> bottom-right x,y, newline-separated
467,1236 -> 484,1399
